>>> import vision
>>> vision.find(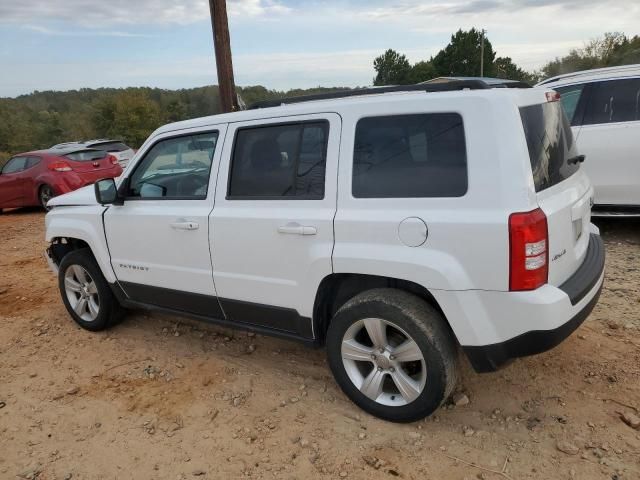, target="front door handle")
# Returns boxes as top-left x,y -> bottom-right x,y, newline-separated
170,221 -> 199,231
278,223 -> 317,236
